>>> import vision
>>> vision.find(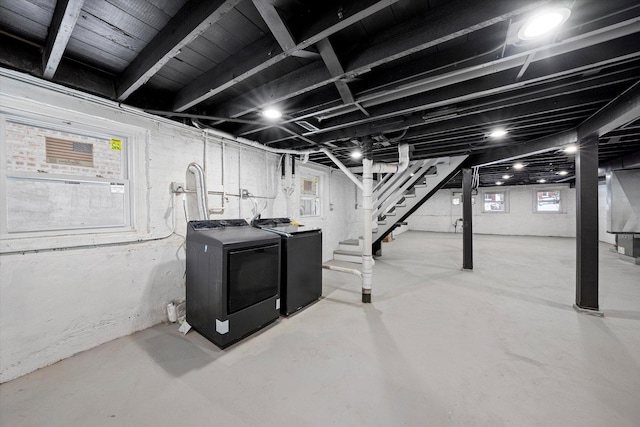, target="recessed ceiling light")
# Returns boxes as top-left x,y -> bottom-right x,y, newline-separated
513,162 -> 525,170
563,145 -> 578,154
489,128 -> 508,138
496,181 -> 504,186
558,170 -> 569,176
537,179 -> 547,183
518,7 -> 571,41
351,150 -> 362,159
262,108 -> 282,120
502,174 -> 511,180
